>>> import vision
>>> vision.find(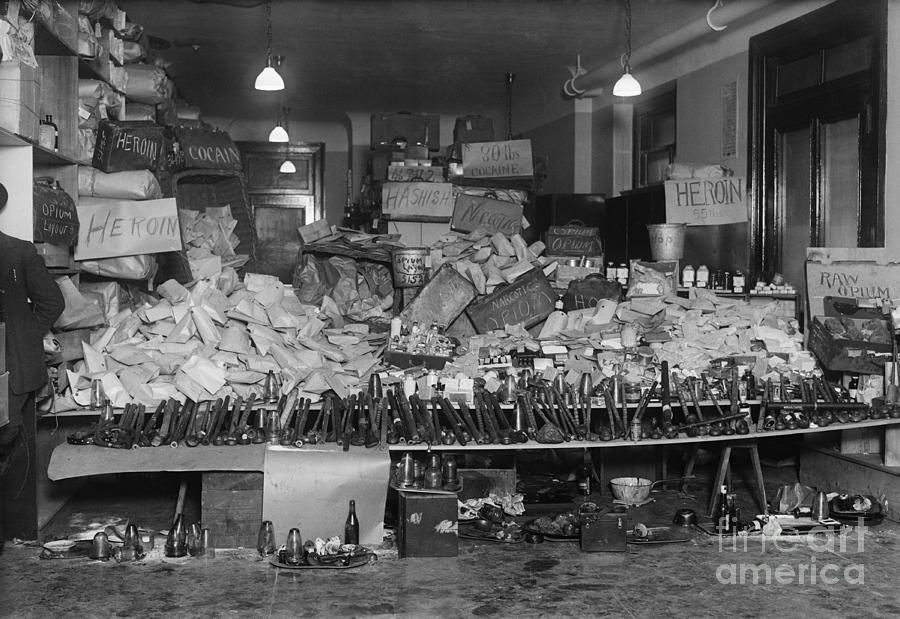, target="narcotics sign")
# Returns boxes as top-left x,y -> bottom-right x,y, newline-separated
75,197 -> 182,260
664,177 -> 748,225
451,194 -> 523,236
461,139 -> 533,179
